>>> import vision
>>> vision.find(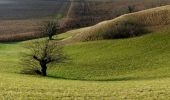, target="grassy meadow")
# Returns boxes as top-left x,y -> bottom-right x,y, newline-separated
1,72 -> 170,99
0,2 -> 170,99
0,30 -> 170,99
